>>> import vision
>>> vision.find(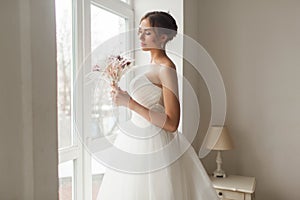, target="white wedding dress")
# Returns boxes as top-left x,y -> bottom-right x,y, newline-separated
96,74 -> 219,200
